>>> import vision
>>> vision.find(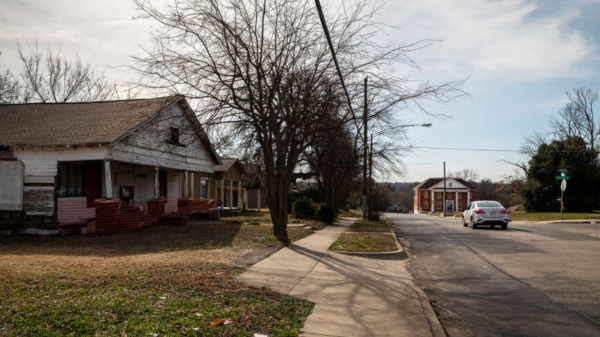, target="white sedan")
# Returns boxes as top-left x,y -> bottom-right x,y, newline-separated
462,201 -> 511,230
